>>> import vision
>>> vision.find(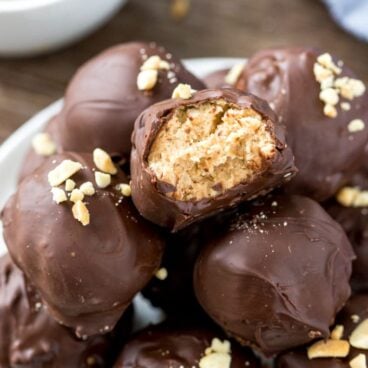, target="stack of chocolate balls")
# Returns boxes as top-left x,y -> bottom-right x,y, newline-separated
0,41 -> 368,367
